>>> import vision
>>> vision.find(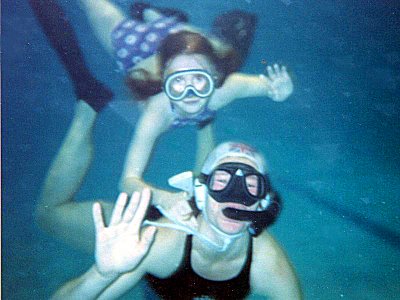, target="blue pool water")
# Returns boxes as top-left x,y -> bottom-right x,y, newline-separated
2,0 -> 400,299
